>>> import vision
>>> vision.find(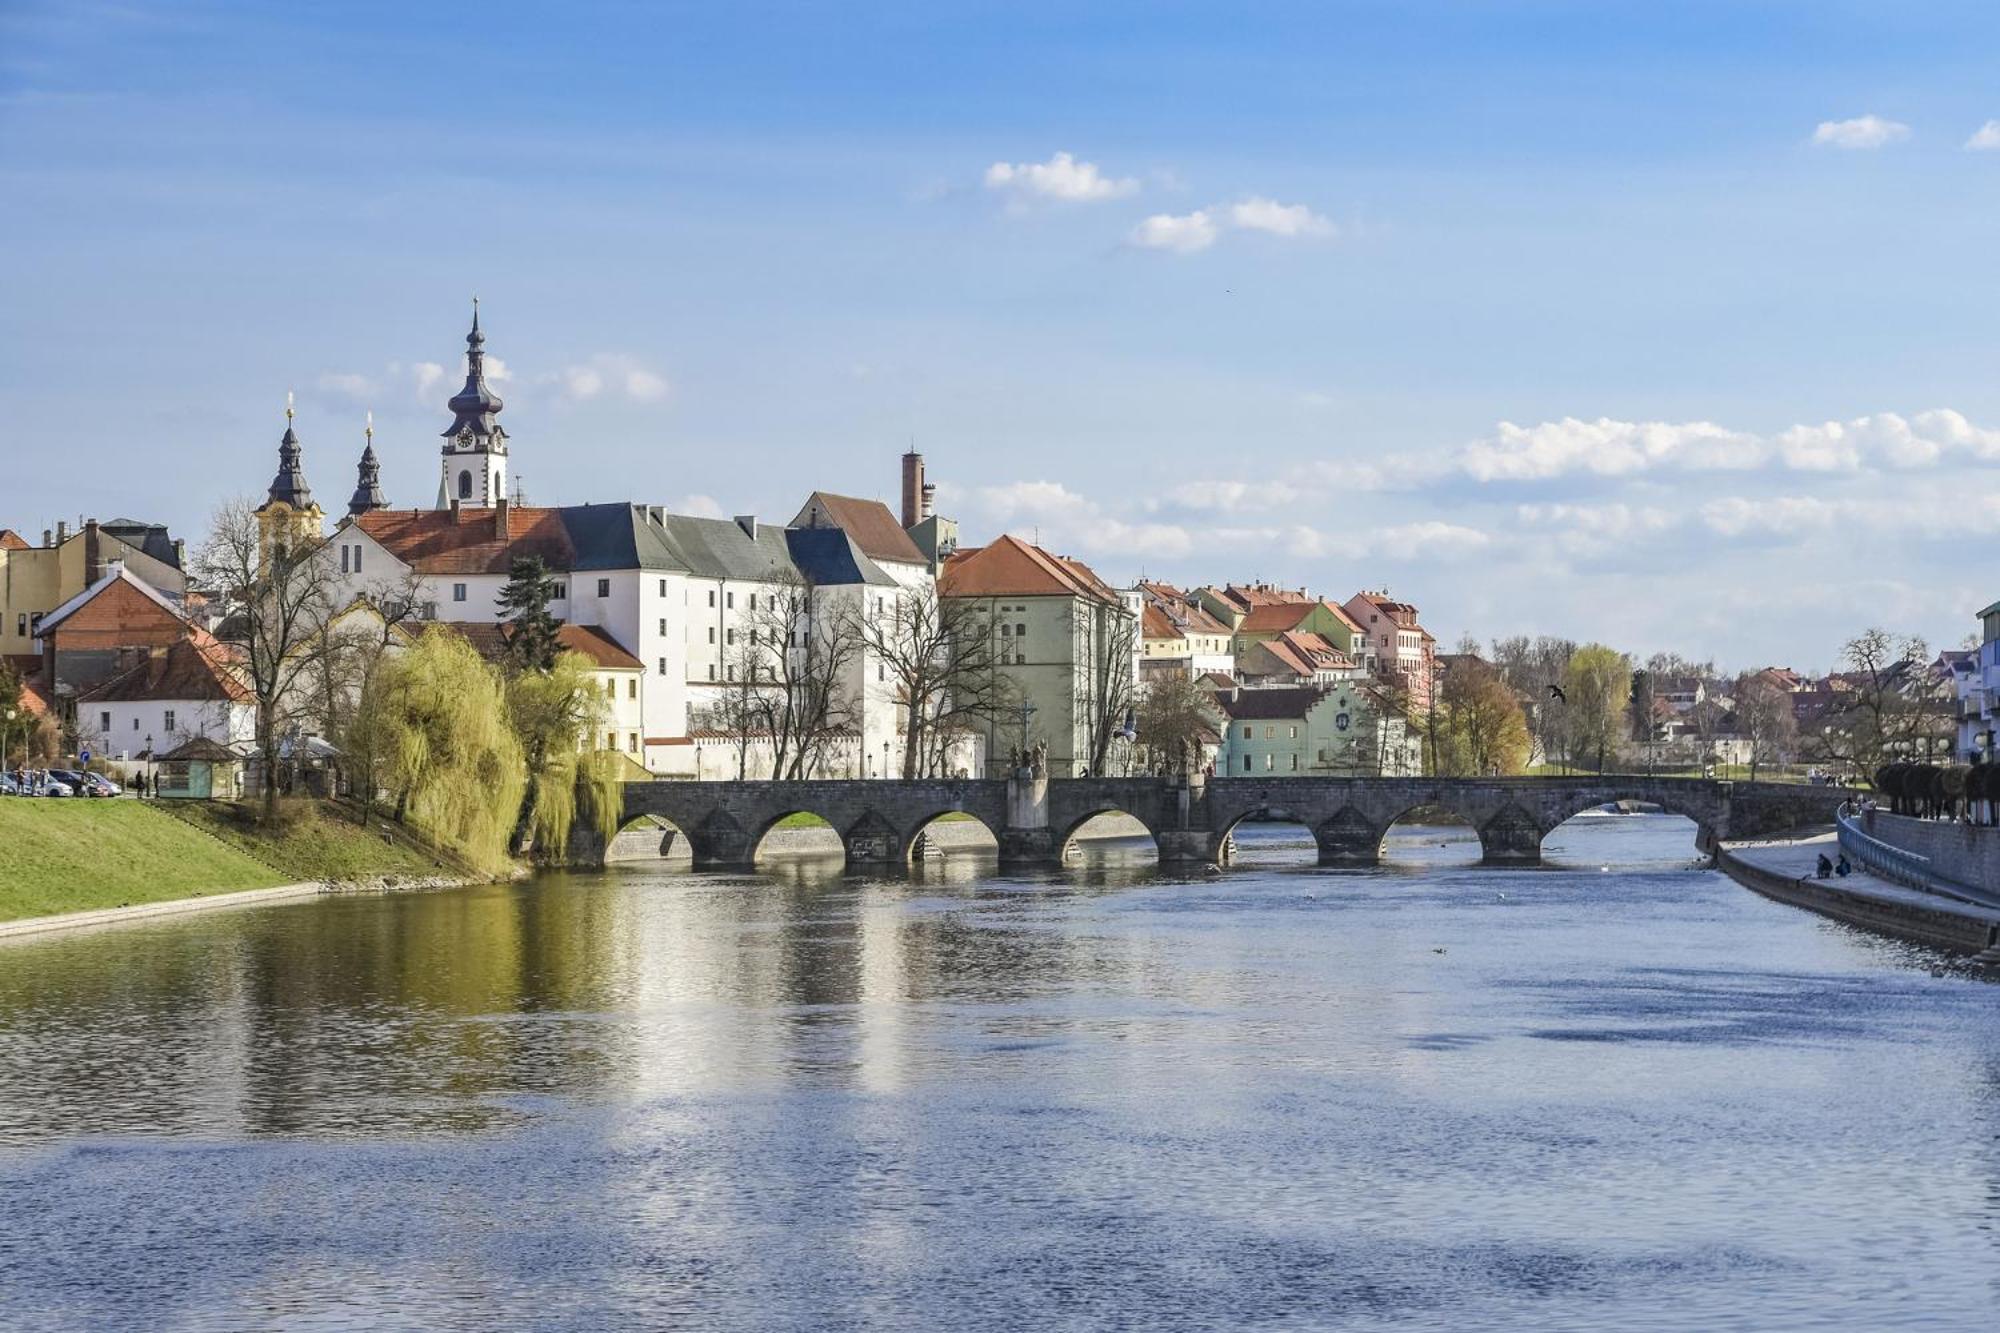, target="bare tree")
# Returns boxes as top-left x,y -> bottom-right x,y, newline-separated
1491,634 -> 1576,770
193,499 -> 343,823
863,587 -> 1011,778
1803,628 -> 1952,777
700,641 -> 779,780
748,573 -> 863,780
1080,601 -> 1140,776
1733,670 -> 1797,780
1134,674 -> 1215,777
